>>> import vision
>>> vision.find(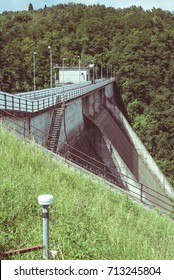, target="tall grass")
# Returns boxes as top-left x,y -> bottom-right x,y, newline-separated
0,124 -> 174,260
